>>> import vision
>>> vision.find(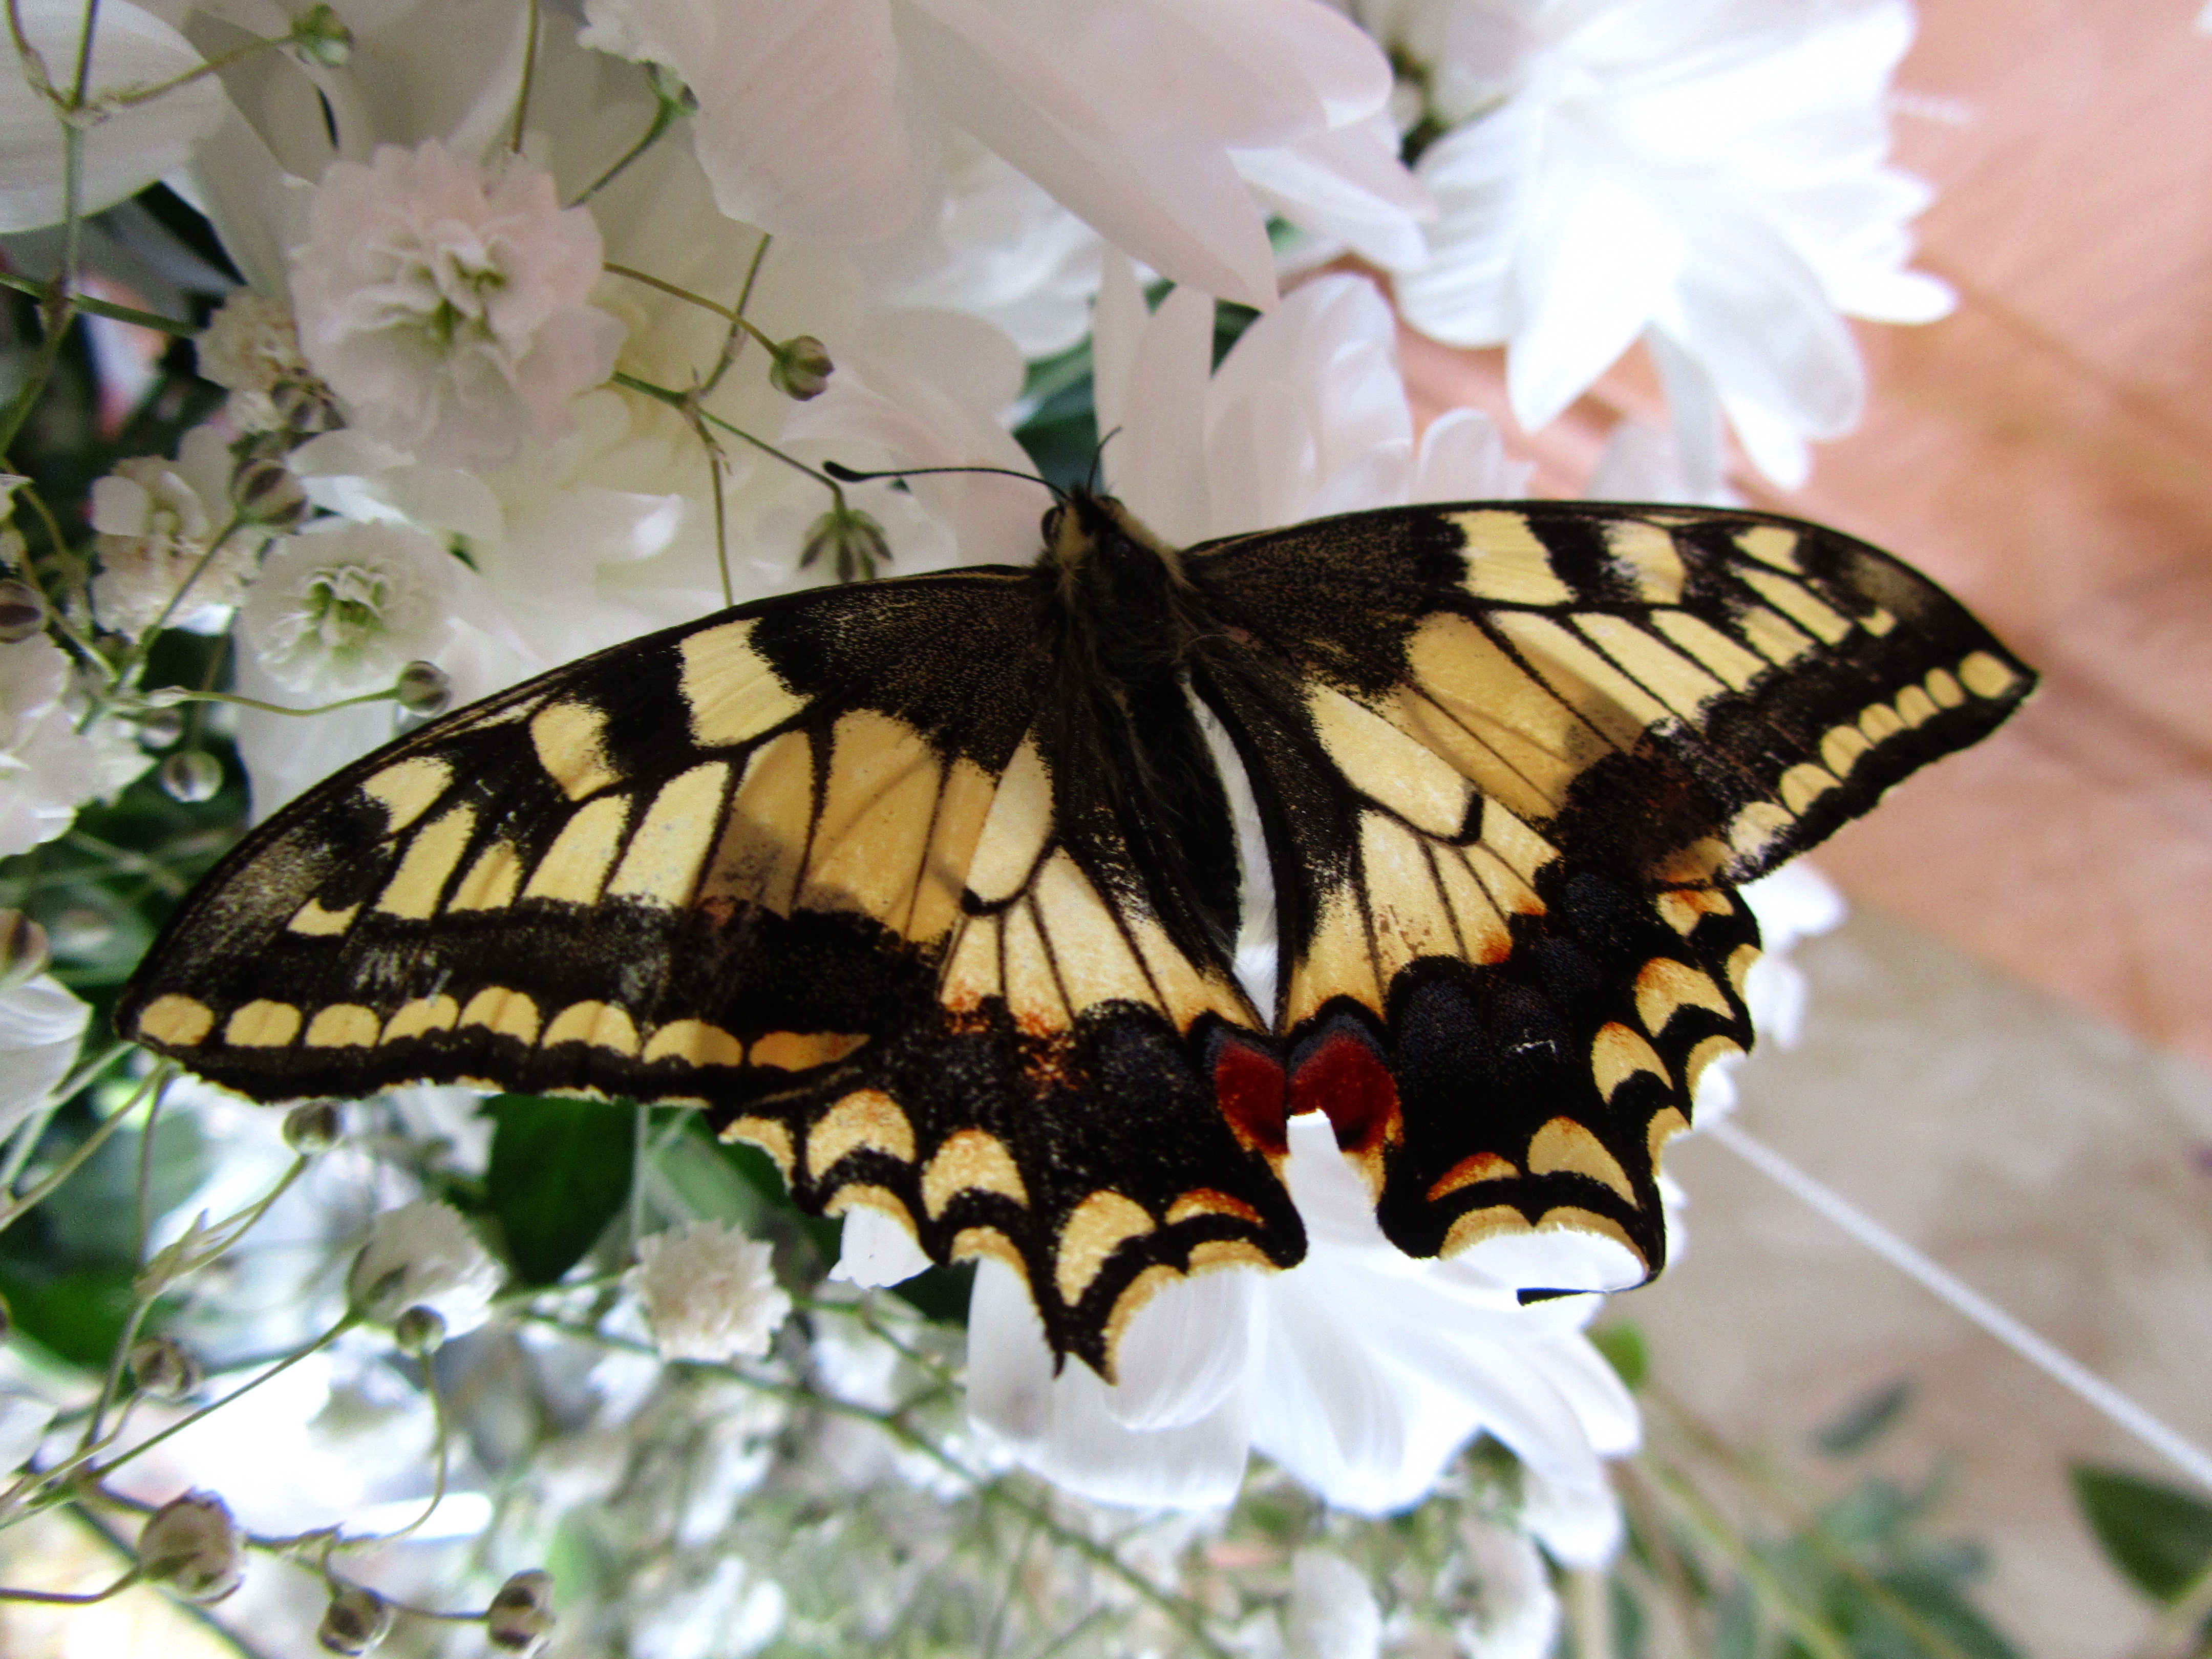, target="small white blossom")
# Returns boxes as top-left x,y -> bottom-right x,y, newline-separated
291,141 -> 625,469
629,1220 -> 792,1364
136,1490 -> 244,1603
89,427 -> 251,636
196,291 -> 309,396
239,519 -> 460,700
347,1199 -> 502,1336
1286,1549 -> 1382,1659
0,636 -> 108,855
0,972 -> 90,1142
